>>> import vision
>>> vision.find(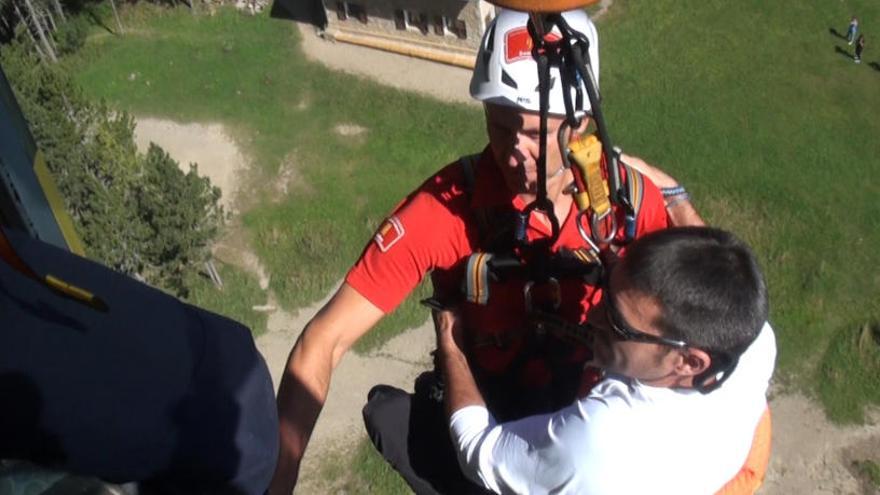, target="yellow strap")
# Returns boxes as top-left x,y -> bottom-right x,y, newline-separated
33,151 -> 86,256
465,252 -> 493,305
44,274 -> 101,307
567,134 -> 610,216
571,247 -> 600,265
